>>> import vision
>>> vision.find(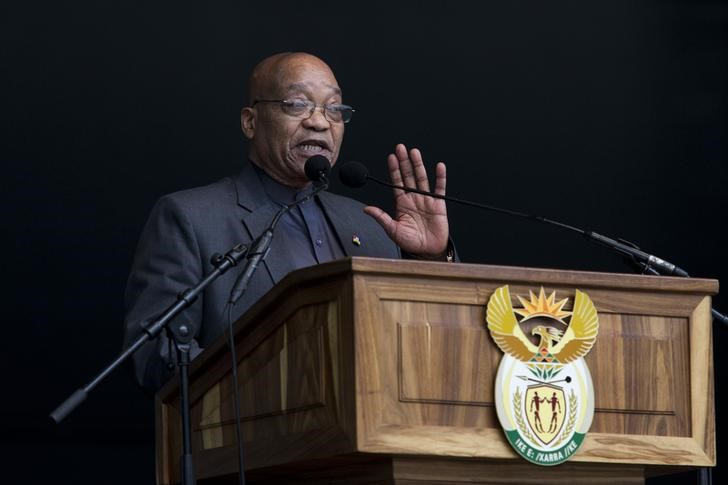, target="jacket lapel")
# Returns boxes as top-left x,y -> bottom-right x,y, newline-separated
319,192 -> 395,258
233,164 -> 294,285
